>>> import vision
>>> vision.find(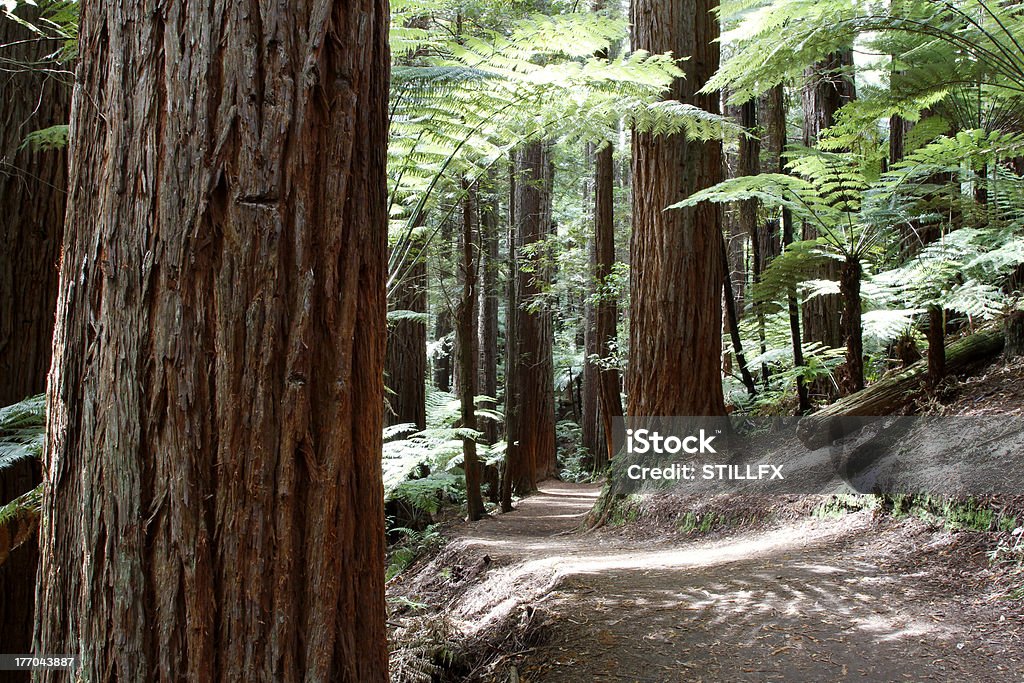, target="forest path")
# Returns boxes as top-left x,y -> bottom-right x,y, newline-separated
445,482 -> 1024,682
